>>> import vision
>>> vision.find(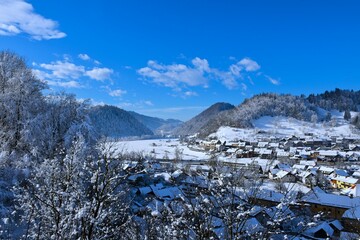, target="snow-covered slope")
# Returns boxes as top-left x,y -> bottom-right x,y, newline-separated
199,94 -> 319,136
210,114 -> 359,142
253,116 -> 355,136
